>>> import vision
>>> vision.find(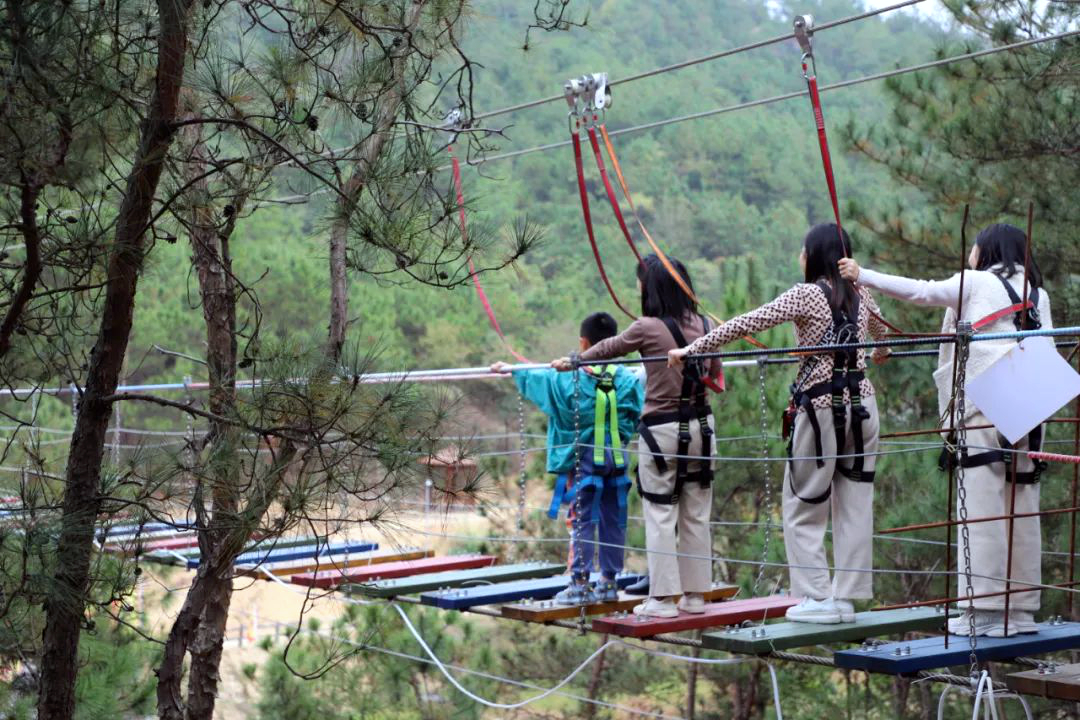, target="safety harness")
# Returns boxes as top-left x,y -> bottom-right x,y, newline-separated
548,365 -> 631,527
636,315 -> 715,505
783,283 -> 873,504
939,274 -> 1047,483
